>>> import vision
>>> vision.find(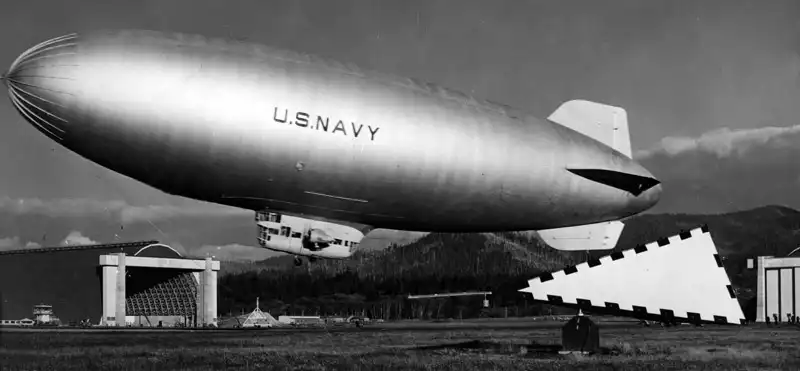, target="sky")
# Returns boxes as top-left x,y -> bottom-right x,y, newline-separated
0,0 -> 799,257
